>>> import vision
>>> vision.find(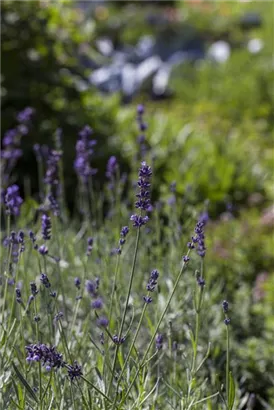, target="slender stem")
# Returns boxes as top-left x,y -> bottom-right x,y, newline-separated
103,254 -> 120,383
191,286 -> 204,374
107,227 -> 140,396
108,254 -> 120,327
192,310 -> 200,374
119,302 -> 147,382
122,250 -> 191,404
81,376 -> 112,403
226,325 -> 230,403
112,302 -> 148,408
